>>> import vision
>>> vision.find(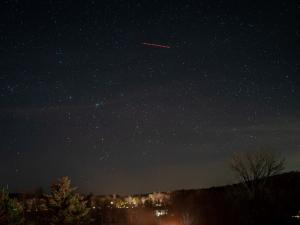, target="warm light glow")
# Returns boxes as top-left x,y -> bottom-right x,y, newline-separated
154,209 -> 168,217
